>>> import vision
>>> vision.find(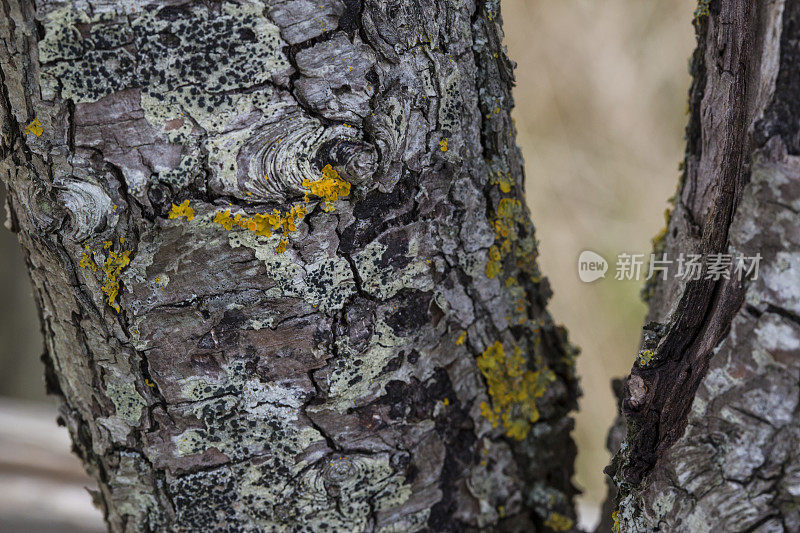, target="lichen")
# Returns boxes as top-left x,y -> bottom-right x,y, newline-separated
694,0 -> 711,22
302,164 -> 351,211
486,245 -> 502,279
39,2 -> 291,104
174,369 -> 322,463
24,118 -> 43,137
226,230 -> 356,313
484,197 -> 541,283
169,200 -> 195,221
439,138 -> 448,152
353,240 -> 434,300
487,156 -> 513,193
212,203 -> 307,252
636,349 -> 655,368
105,381 -> 146,424
544,512 -> 574,531
106,452 -> 163,529
322,320 -> 405,412
455,331 -> 467,345
101,249 -> 131,312
477,340 -> 554,440
79,250 -> 98,271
